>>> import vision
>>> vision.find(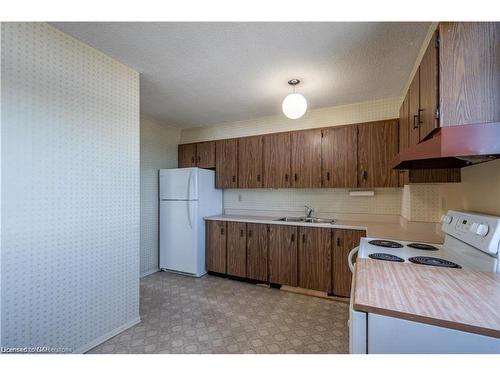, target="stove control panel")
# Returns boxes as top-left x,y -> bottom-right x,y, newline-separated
442,210 -> 500,255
